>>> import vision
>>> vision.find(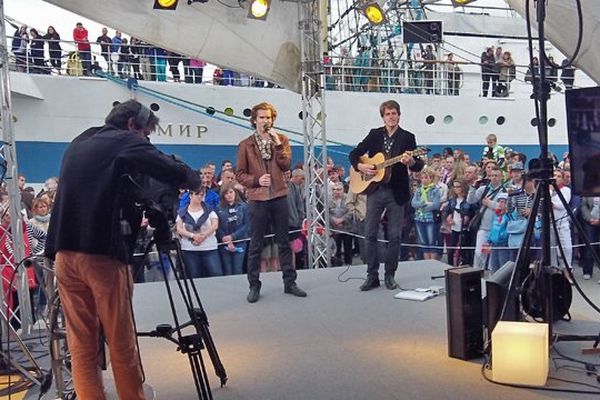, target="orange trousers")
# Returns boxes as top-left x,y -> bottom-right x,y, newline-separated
55,251 -> 145,400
